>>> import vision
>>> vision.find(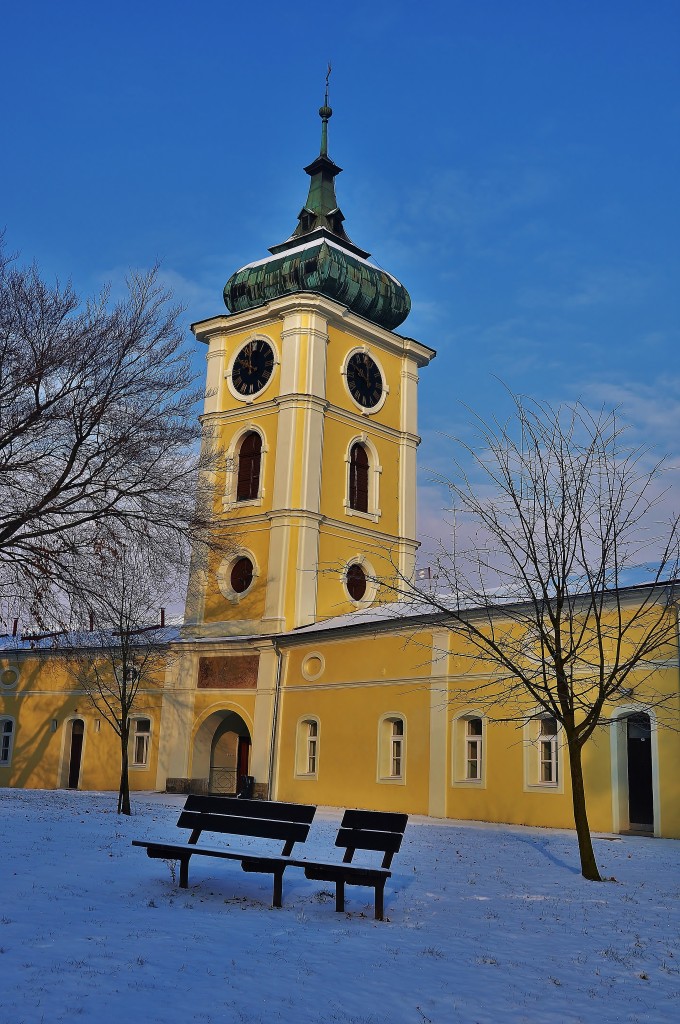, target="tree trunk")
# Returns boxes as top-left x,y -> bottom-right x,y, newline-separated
118,727 -> 131,815
567,735 -> 601,881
